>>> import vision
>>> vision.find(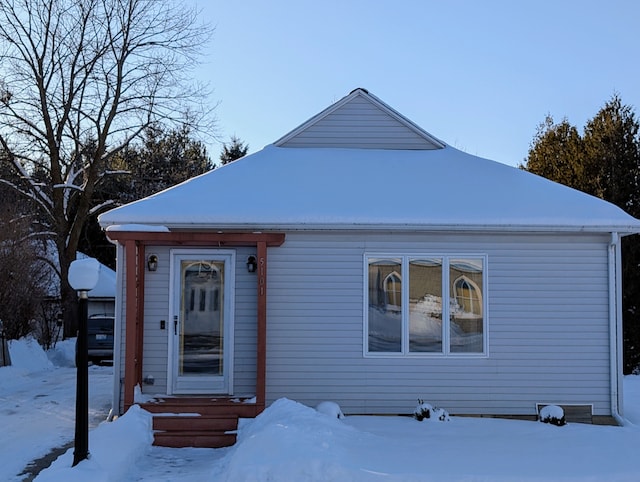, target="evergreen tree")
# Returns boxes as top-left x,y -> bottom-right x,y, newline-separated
117,125 -> 213,203
522,95 -> 640,373
219,136 -> 249,165
524,115 -> 584,190
582,96 -> 640,215
79,125 -> 213,268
